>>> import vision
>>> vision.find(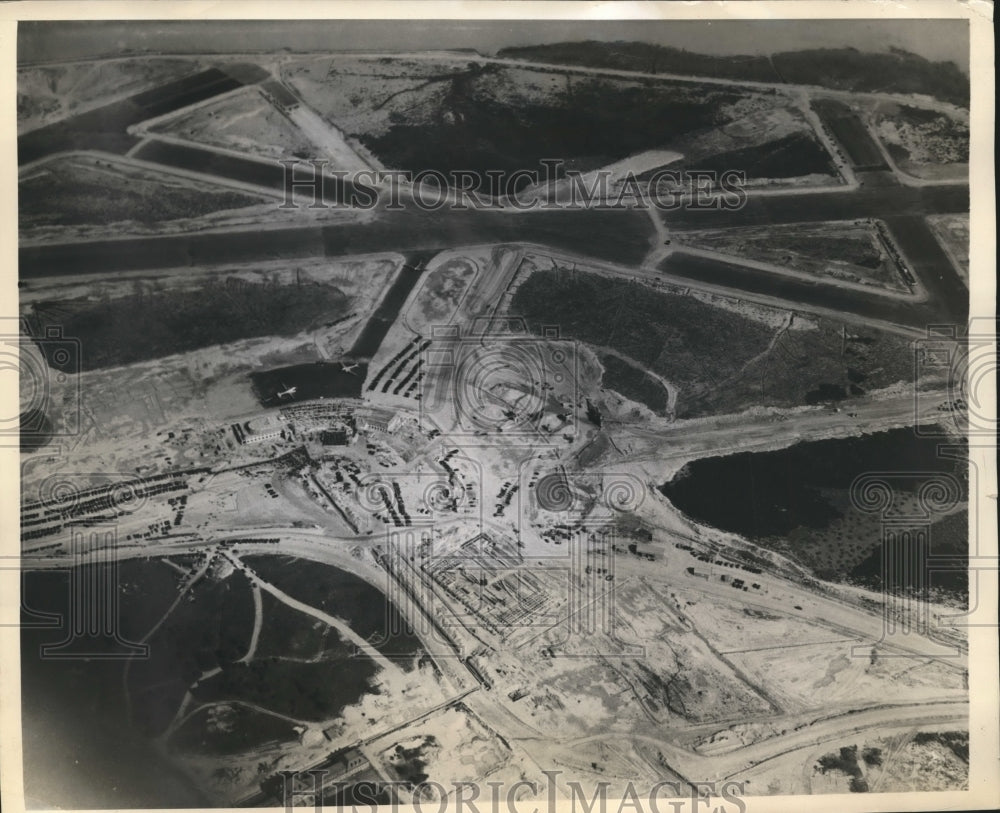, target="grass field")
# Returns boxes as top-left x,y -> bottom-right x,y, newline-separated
874,103 -> 969,179
17,57 -> 202,132
148,85 -> 317,160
